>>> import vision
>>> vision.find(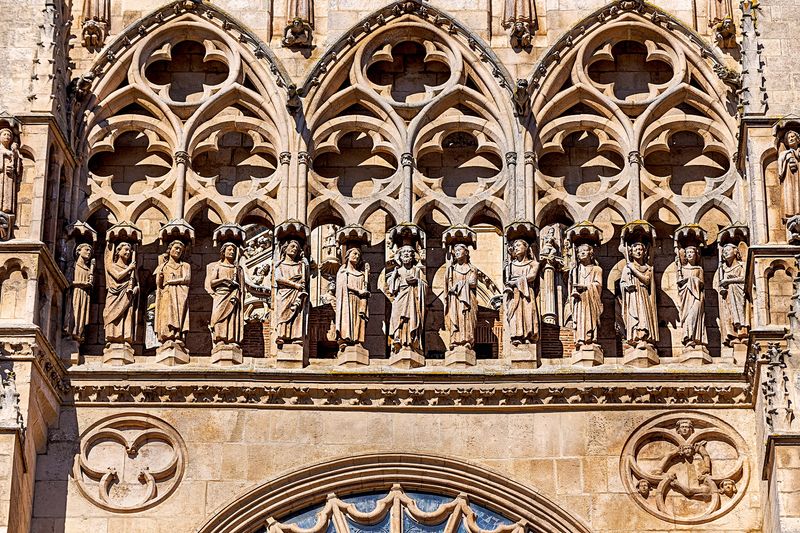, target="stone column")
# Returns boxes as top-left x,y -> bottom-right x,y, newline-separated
628,150 -> 643,220
524,151 -> 535,221
401,153 -> 414,222
174,150 -> 189,219
506,152 -> 522,220
297,152 -> 310,222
